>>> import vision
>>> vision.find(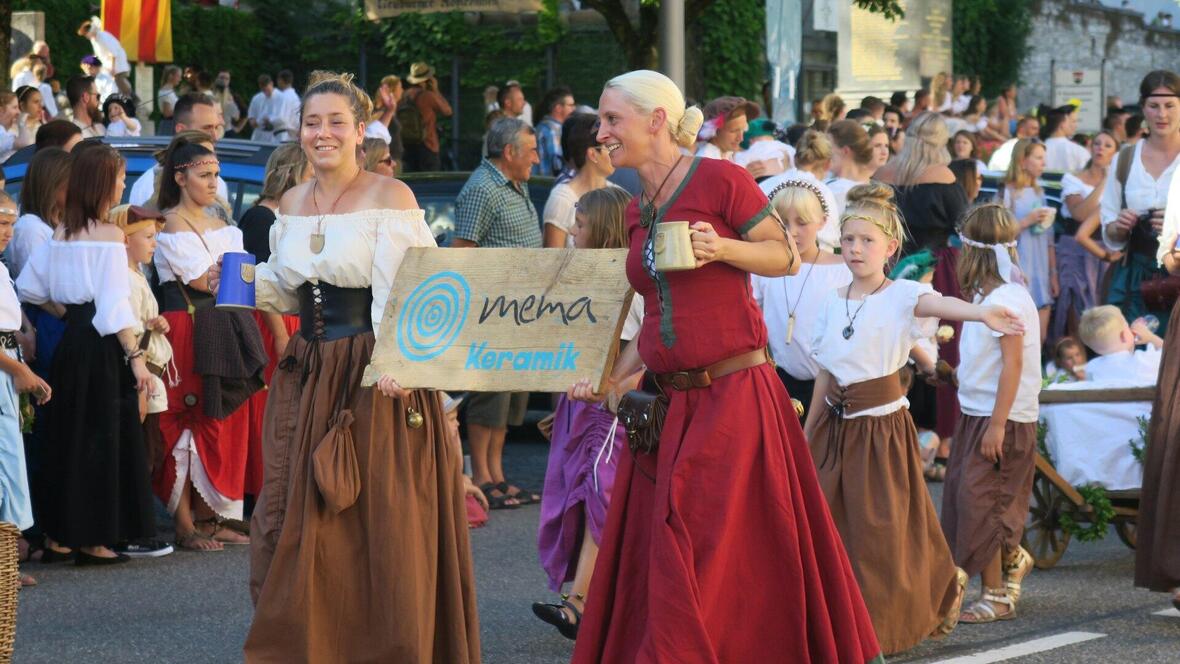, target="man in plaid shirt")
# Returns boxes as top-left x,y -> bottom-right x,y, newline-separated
453,117 -> 544,508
